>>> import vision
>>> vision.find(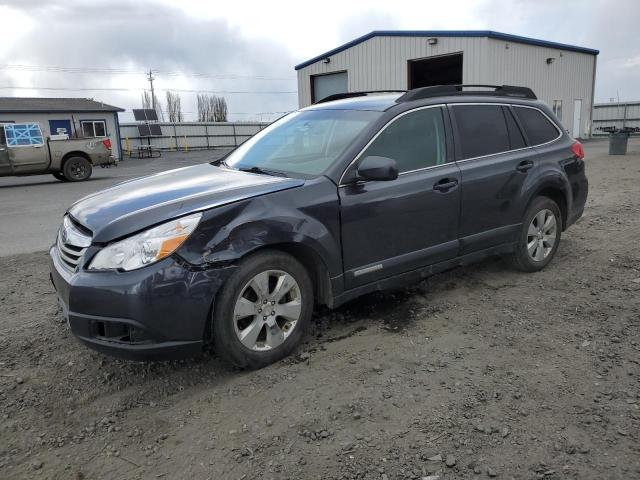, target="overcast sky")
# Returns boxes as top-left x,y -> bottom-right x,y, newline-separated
1,0 -> 638,121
